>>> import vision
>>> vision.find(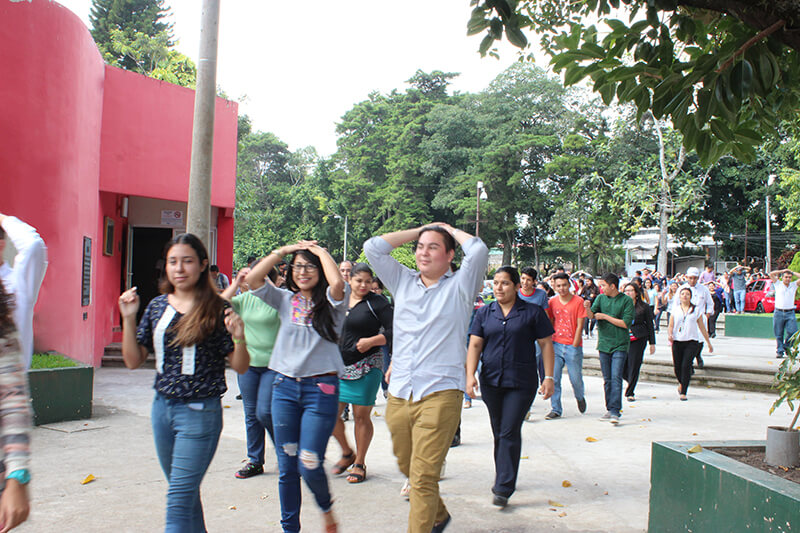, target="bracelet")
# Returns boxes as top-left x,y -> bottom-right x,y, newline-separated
6,469 -> 30,485
543,376 -> 554,381
233,337 -> 245,344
